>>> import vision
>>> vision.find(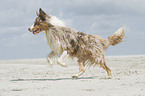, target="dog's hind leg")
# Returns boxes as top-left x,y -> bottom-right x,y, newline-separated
46,51 -> 56,67
100,60 -> 111,78
72,62 -> 85,78
57,51 -> 68,67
